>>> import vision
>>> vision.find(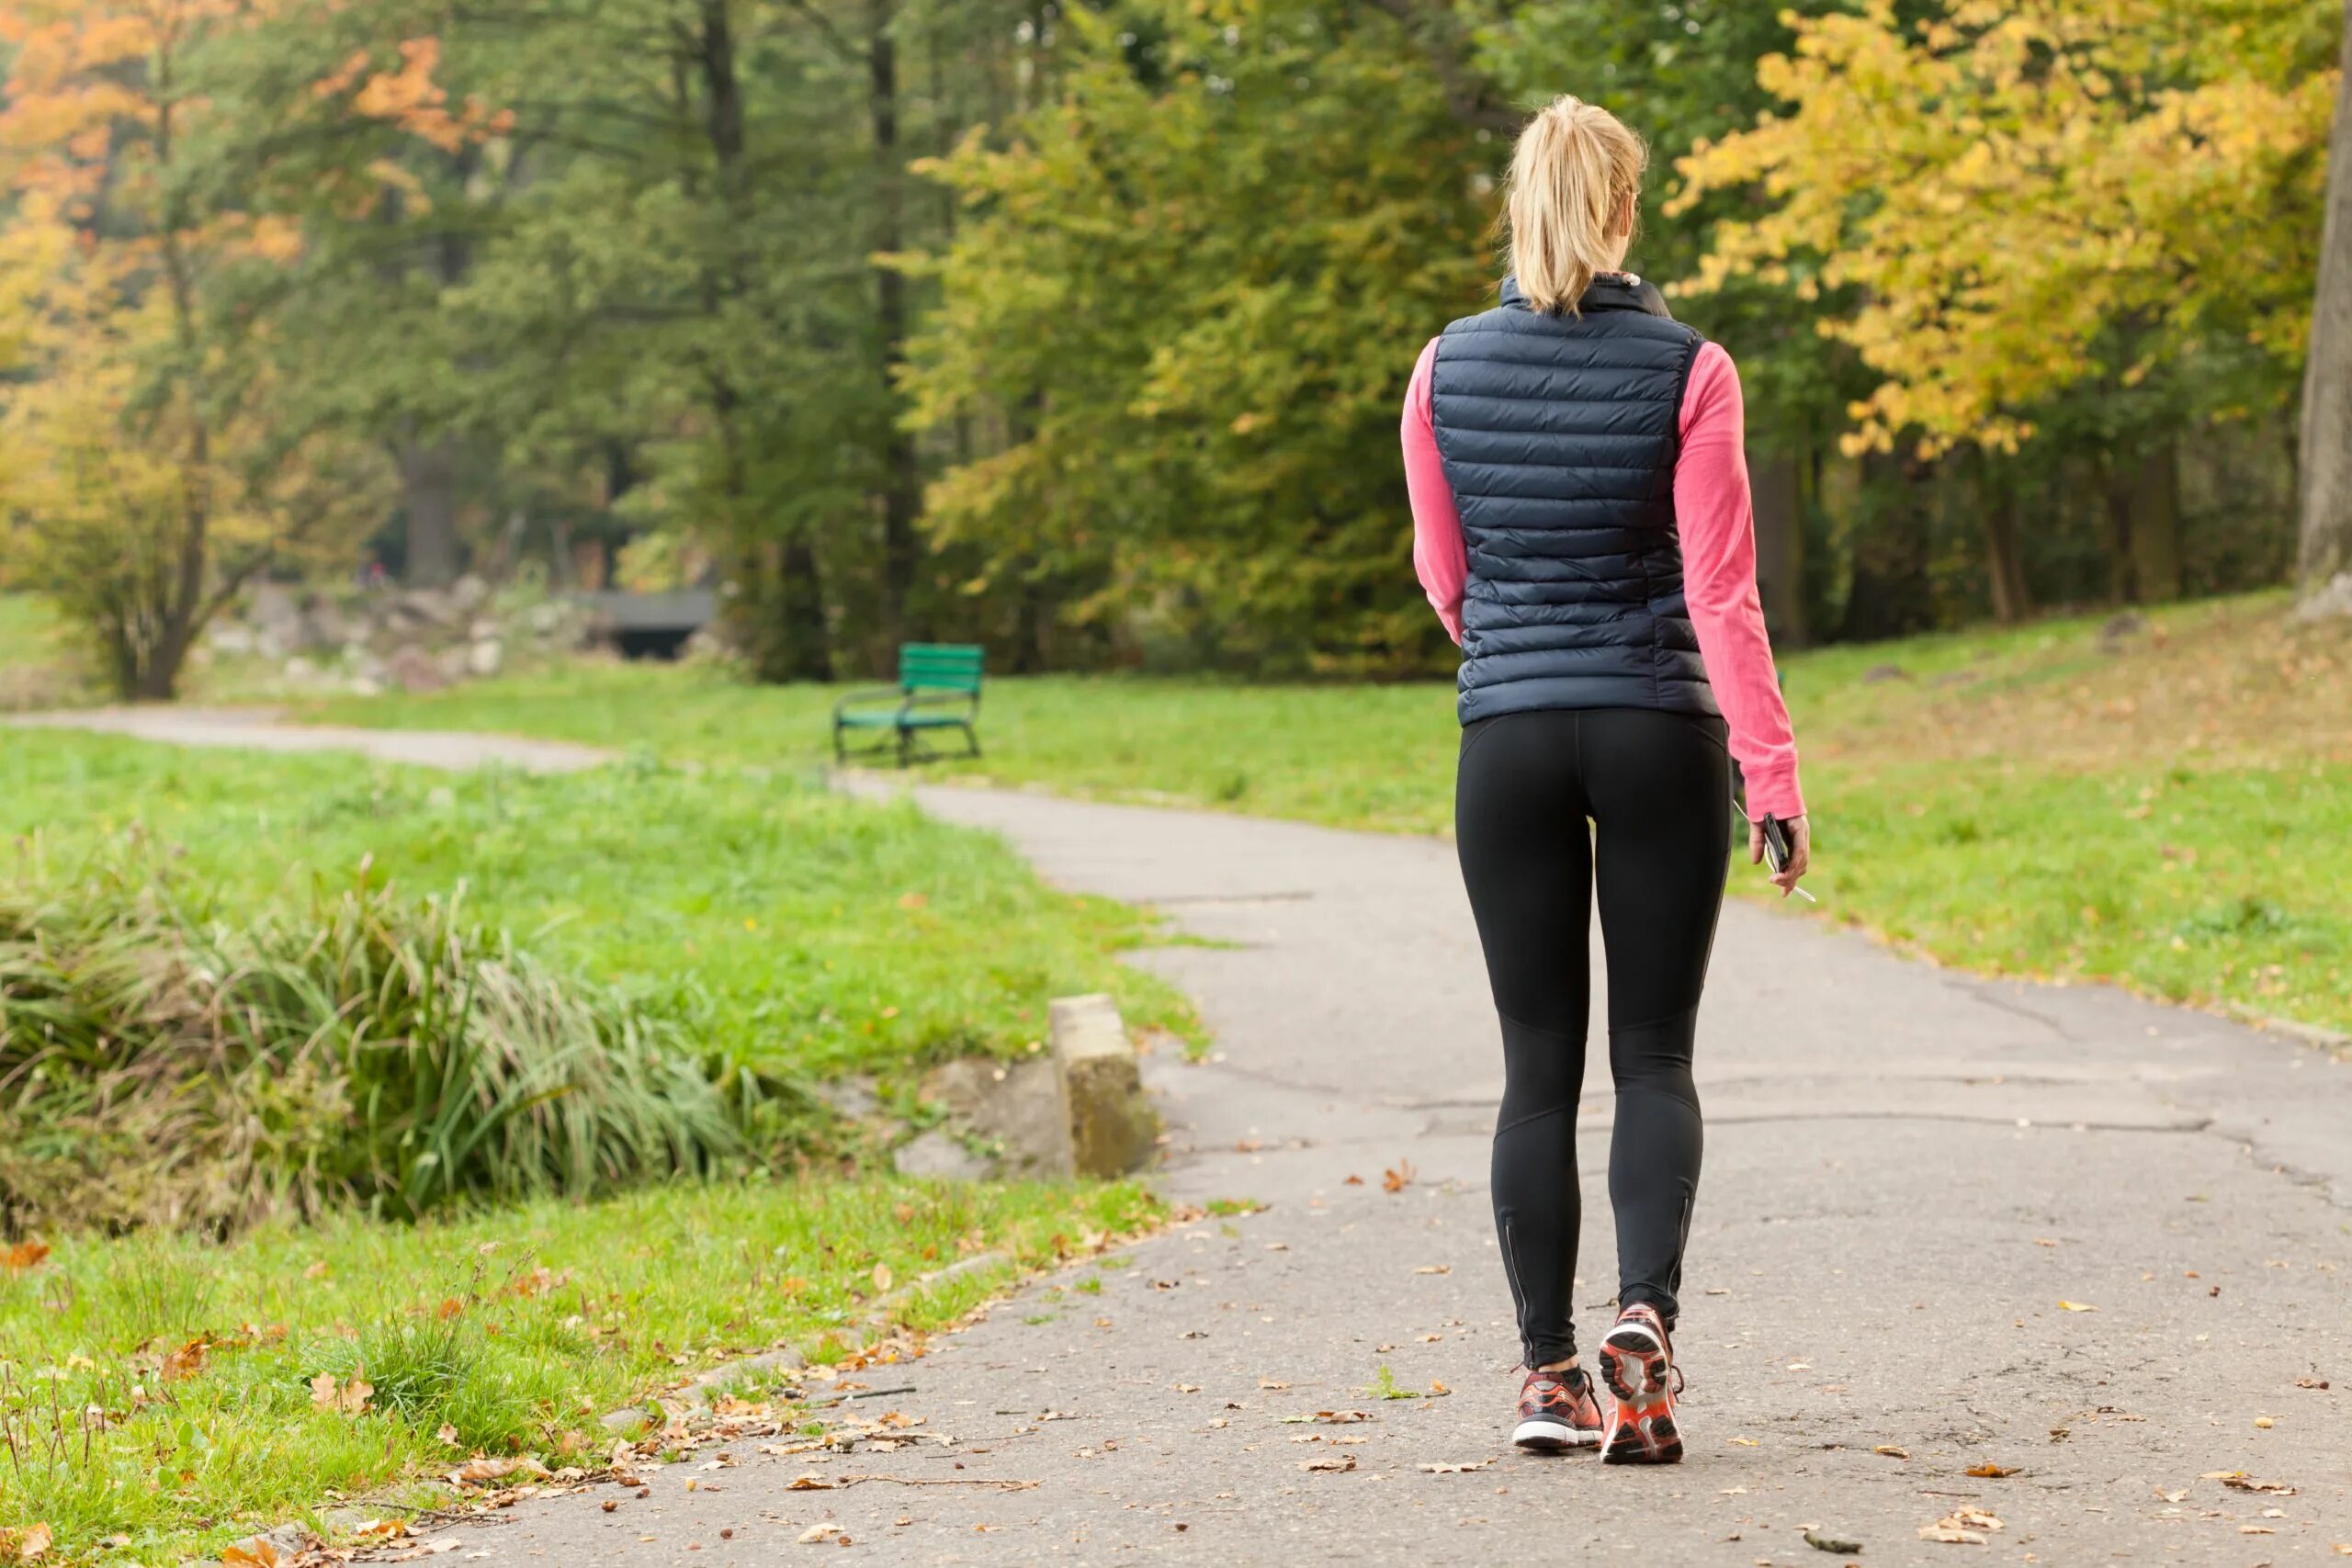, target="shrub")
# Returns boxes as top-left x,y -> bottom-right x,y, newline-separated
0,856 -> 741,1235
